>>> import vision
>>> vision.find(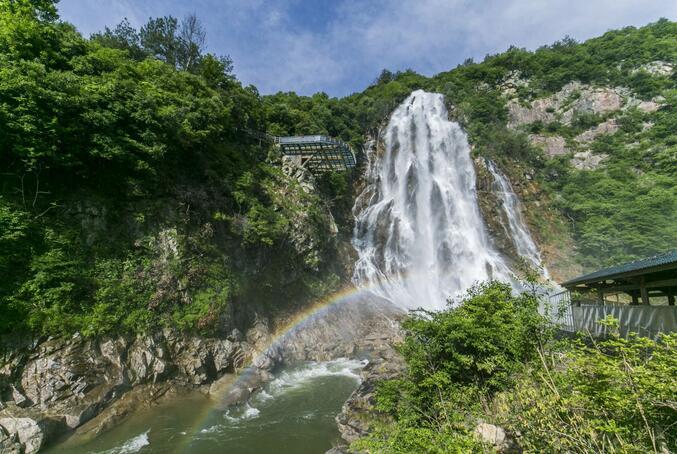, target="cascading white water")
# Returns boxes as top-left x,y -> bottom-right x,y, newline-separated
485,159 -> 549,278
352,90 -> 512,310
